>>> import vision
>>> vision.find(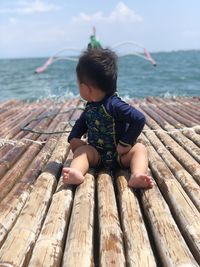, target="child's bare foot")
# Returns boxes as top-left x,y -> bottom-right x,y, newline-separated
63,167 -> 84,185
128,173 -> 154,189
